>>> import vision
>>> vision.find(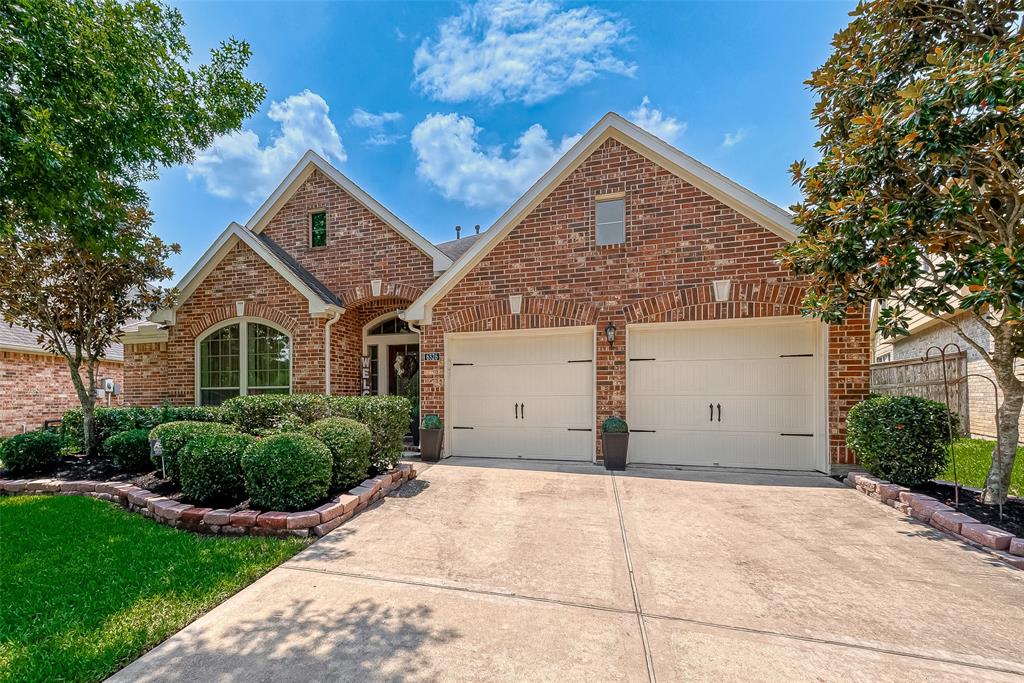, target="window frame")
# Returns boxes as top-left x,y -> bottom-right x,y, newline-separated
195,317 -> 293,406
595,193 -> 626,246
309,209 -> 328,248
